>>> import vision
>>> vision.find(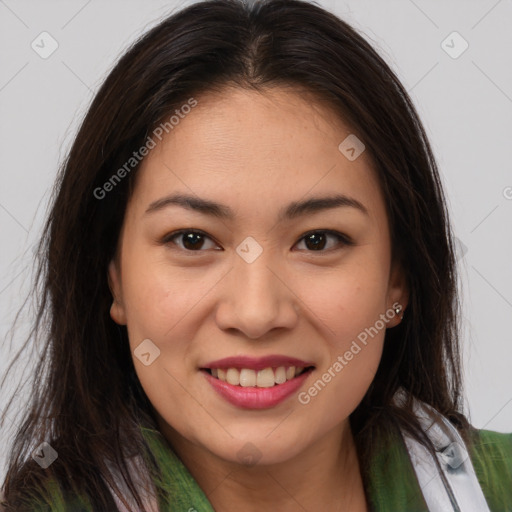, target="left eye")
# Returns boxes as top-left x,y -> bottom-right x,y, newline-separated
163,229 -> 351,252
295,230 -> 351,251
